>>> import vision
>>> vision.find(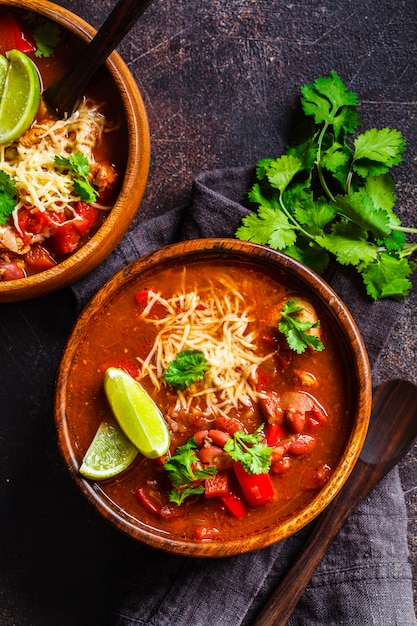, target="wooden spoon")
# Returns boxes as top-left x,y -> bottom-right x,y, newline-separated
253,378 -> 417,626
44,0 -> 155,117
